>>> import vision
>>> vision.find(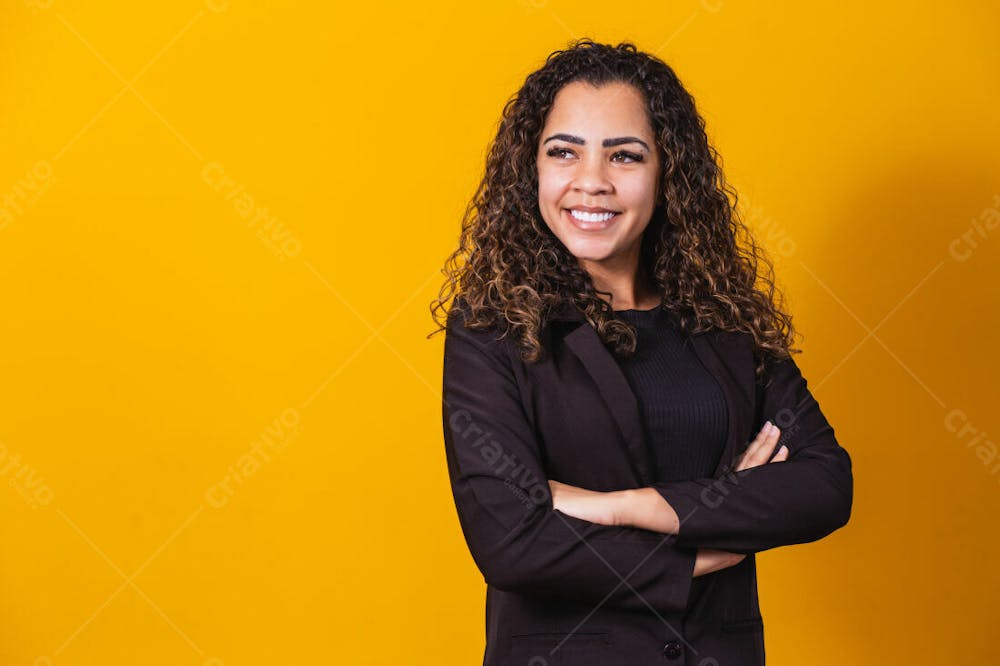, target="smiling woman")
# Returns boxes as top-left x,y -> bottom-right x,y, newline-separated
536,81 -> 662,295
429,38 -> 852,666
